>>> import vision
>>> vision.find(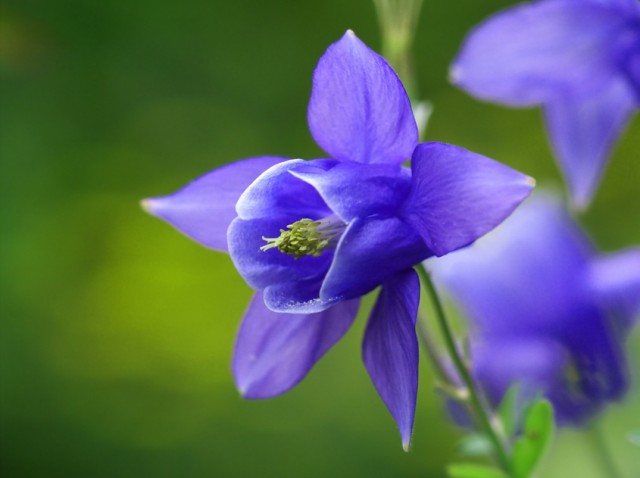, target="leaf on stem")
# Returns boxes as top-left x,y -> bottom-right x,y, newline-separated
497,383 -> 520,439
512,399 -> 555,478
